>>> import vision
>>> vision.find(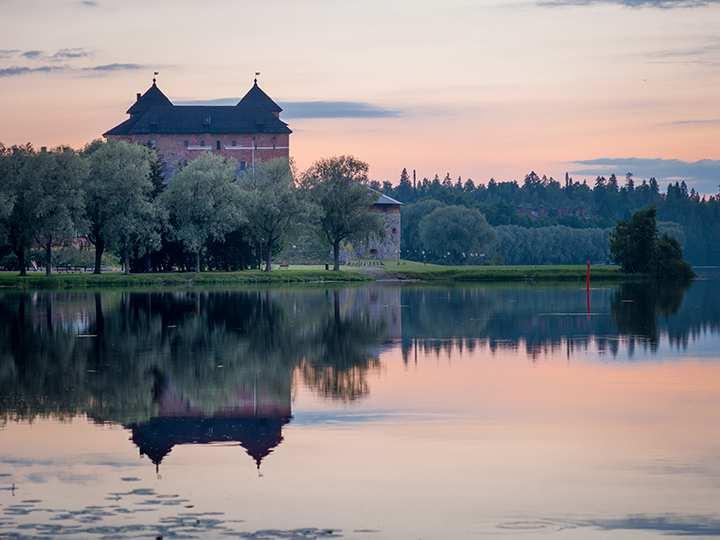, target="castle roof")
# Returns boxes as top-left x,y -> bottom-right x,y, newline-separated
105,80 -> 291,137
126,80 -> 173,115
372,190 -> 403,206
236,79 -> 283,113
